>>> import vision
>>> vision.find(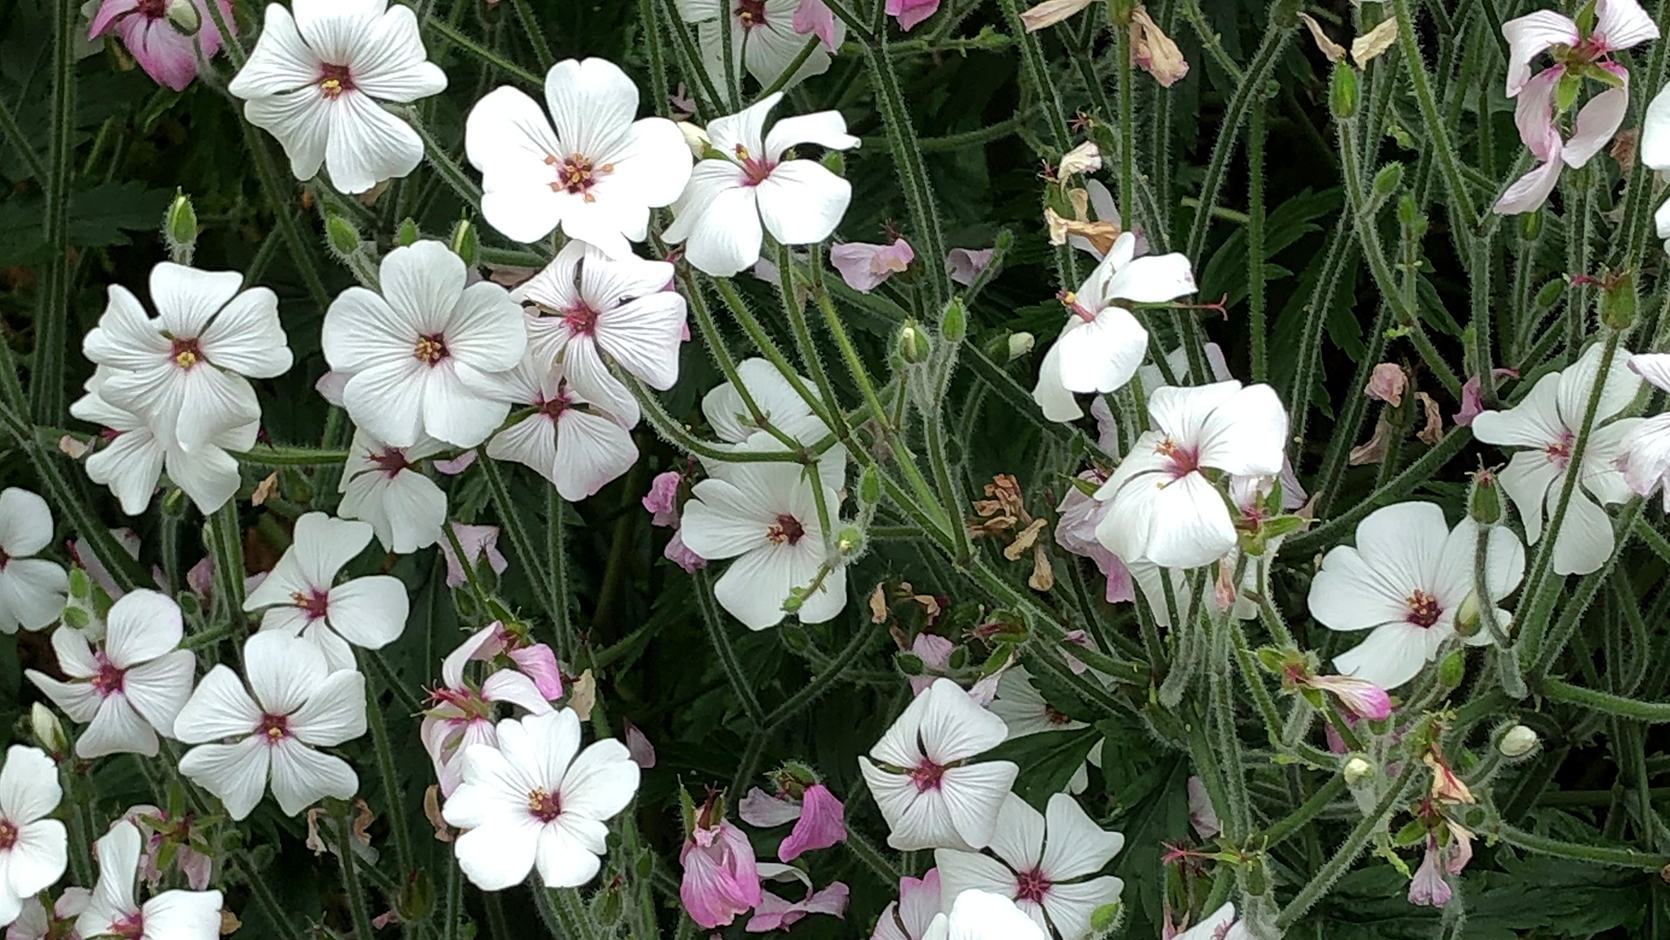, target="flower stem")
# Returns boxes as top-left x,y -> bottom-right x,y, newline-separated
30,0 -> 75,422
1247,89 -> 1268,384
207,502 -> 248,627
360,658 -> 417,883
333,801 -> 379,940
1276,760 -> 1419,928
422,19 -> 544,87
1493,817 -> 1670,870
1388,0 -> 1479,233
480,458 -> 562,625
694,568 -> 768,726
